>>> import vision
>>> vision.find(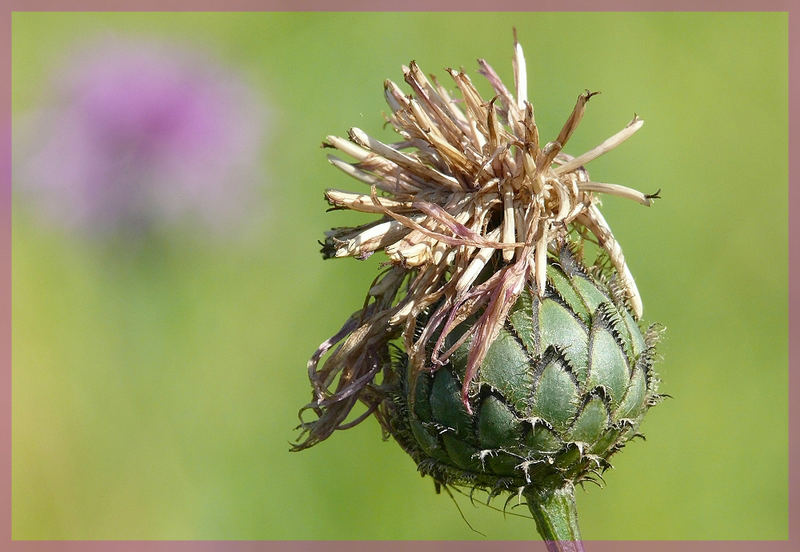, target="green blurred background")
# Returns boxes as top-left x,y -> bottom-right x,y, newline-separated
12,12 -> 787,540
